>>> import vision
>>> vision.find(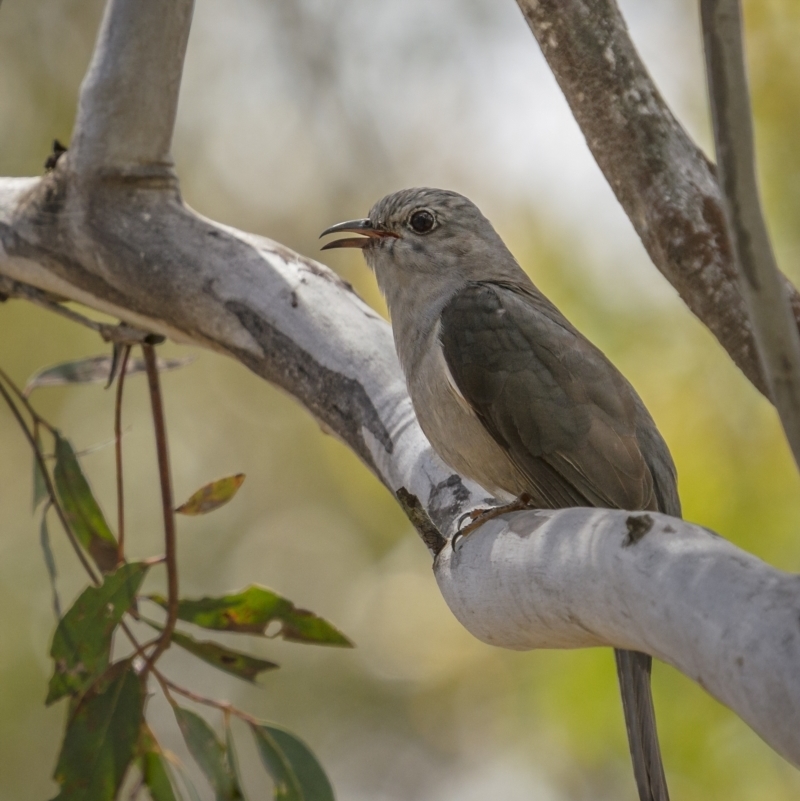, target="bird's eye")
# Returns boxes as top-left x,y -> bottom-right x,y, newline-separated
409,209 -> 435,234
